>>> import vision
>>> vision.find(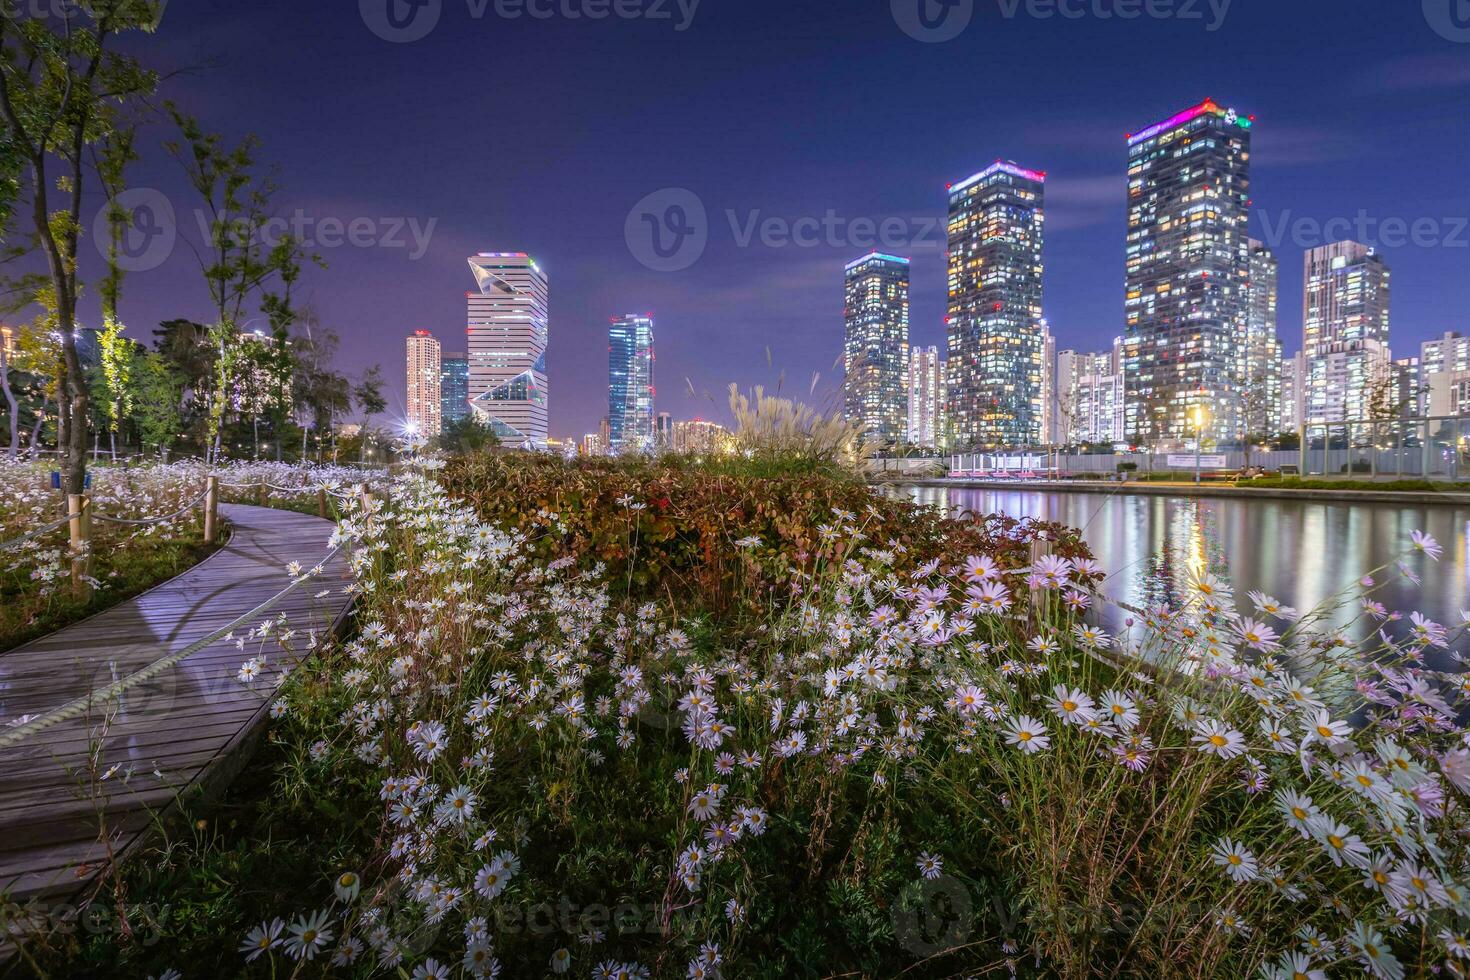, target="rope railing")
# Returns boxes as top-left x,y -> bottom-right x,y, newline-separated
0,542 -> 344,751
0,514 -> 74,553
90,486 -> 212,527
